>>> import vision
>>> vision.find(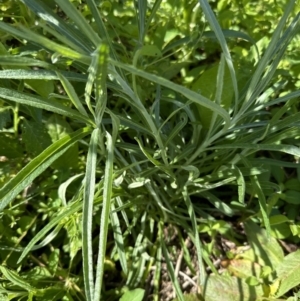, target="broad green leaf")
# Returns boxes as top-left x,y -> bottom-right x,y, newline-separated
281,190 -> 300,205
48,249 -> 60,275
191,62 -> 233,129
222,258 -> 262,279
244,220 -> 284,269
0,127 -> 92,211
202,275 -> 263,301
22,120 -> 52,157
275,250 -> 300,298
269,215 -> 290,225
120,288 -> 145,301
46,114 -> 78,168
25,79 -> 54,98
270,223 -> 291,239
0,134 -> 23,158
0,108 -> 11,130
